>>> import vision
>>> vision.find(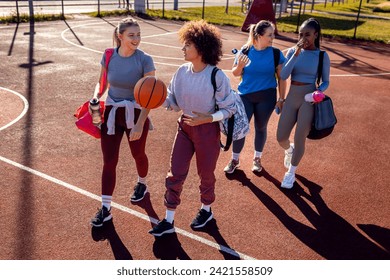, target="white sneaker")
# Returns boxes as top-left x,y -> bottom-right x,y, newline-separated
281,172 -> 295,189
284,143 -> 294,168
